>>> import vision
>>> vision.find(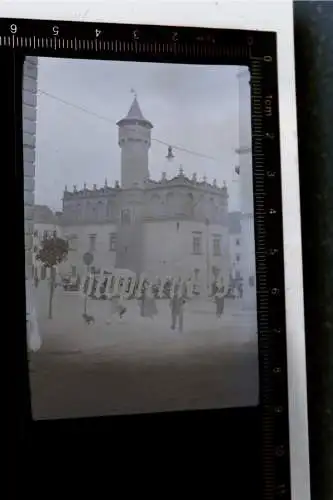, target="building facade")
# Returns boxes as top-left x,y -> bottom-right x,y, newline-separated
237,69 -> 257,310
58,96 -> 231,291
